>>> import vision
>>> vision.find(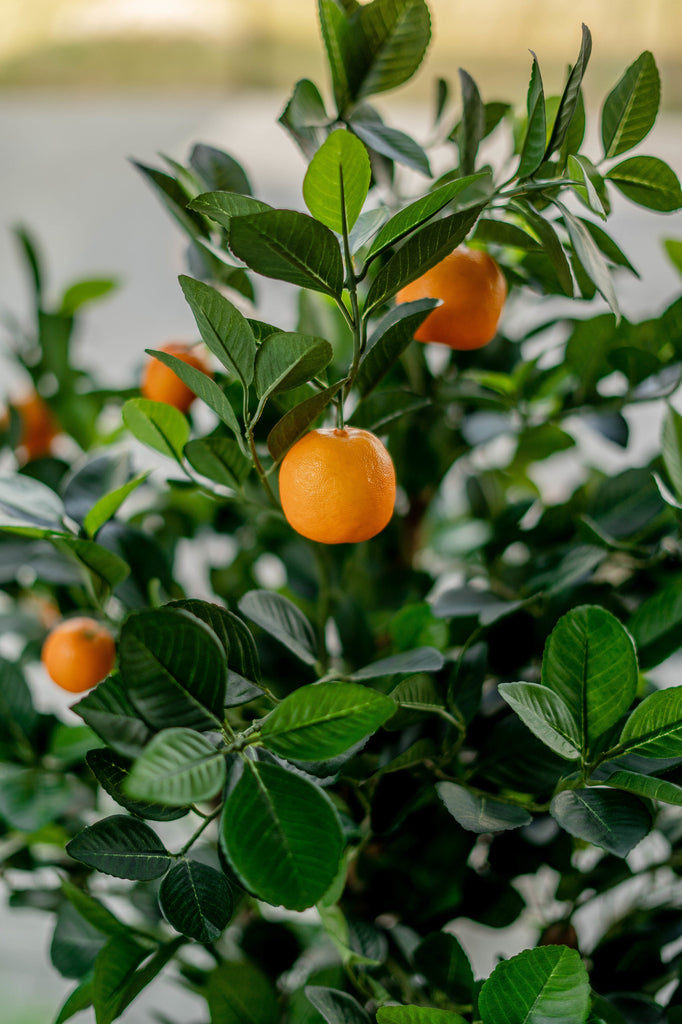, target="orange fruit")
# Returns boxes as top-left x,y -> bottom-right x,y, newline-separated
141,342 -> 211,413
41,616 -> 116,693
13,392 -> 60,462
396,246 -> 507,350
279,427 -> 396,544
